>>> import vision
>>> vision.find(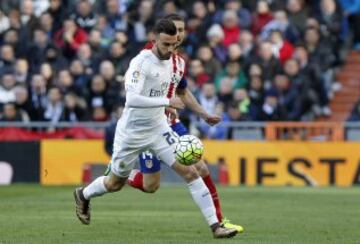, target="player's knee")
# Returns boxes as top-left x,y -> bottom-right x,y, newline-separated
182,166 -> 199,182
194,160 -> 209,177
143,181 -> 160,193
104,177 -> 125,192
